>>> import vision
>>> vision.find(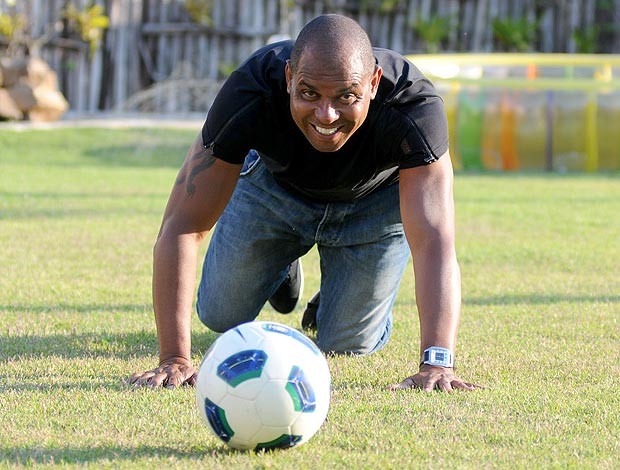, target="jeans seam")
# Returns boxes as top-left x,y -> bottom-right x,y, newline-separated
314,203 -> 331,243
